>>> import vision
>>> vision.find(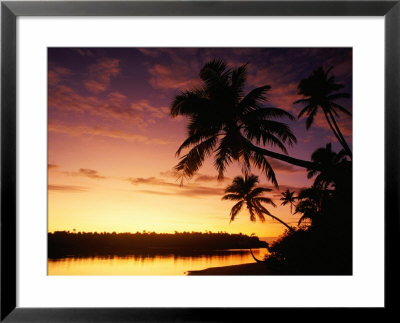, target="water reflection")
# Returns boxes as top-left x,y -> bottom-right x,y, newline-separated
48,249 -> 268,275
